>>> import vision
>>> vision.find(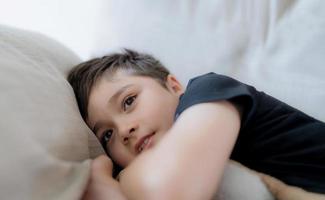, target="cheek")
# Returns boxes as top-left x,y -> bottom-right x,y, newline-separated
108,143 -> 133,167
150,96 -> 178,127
